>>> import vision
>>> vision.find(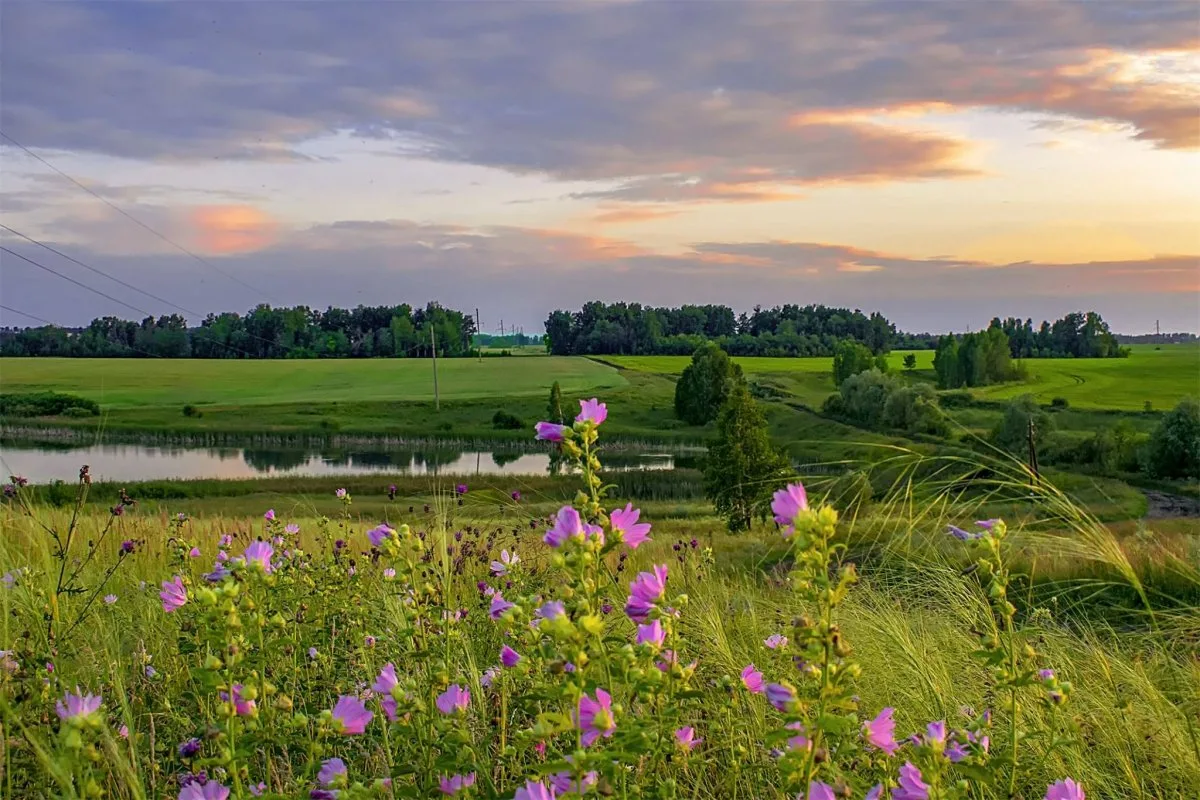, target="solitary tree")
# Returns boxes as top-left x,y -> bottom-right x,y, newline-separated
832,340 -> 877,387
547,381 -> 565,424
1147,397 -> 1200,479
704,384 -> 787,531
903,353 -> 918,371
674,343 -> 744,425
